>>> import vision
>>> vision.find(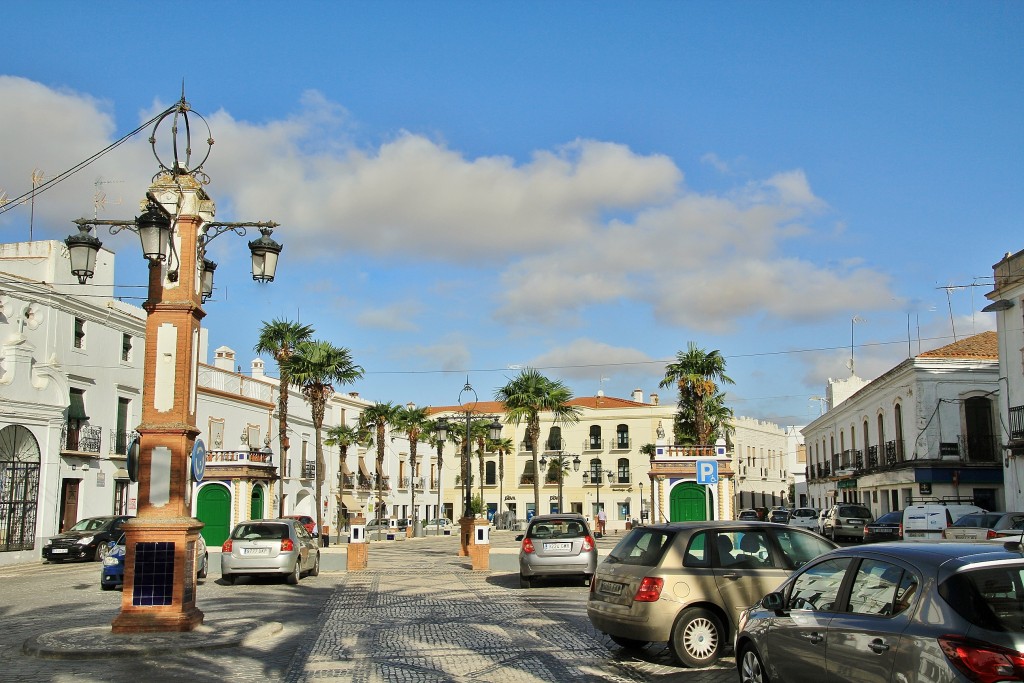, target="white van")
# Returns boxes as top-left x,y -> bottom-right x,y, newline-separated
902,502 -> 986,539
